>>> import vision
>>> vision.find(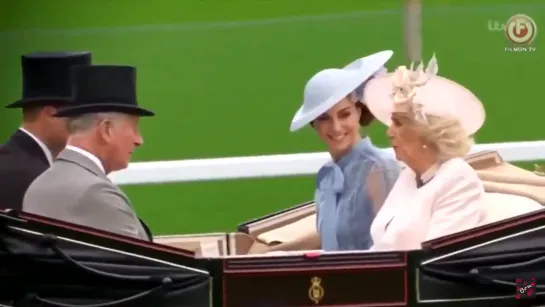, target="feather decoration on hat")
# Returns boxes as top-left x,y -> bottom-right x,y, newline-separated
391,54 -> 439,125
